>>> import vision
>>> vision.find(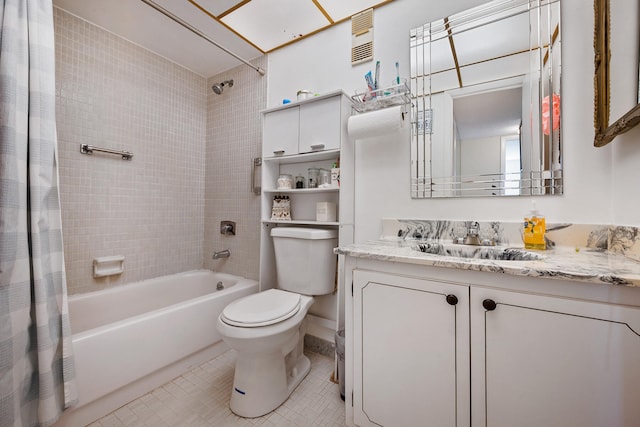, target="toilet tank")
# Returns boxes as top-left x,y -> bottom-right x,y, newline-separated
270,227 -> 338,296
